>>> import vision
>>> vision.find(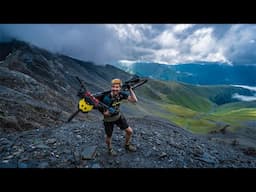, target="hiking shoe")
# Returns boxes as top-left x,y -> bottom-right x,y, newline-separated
125,144 -> 137,152
108,148 -> 117,156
